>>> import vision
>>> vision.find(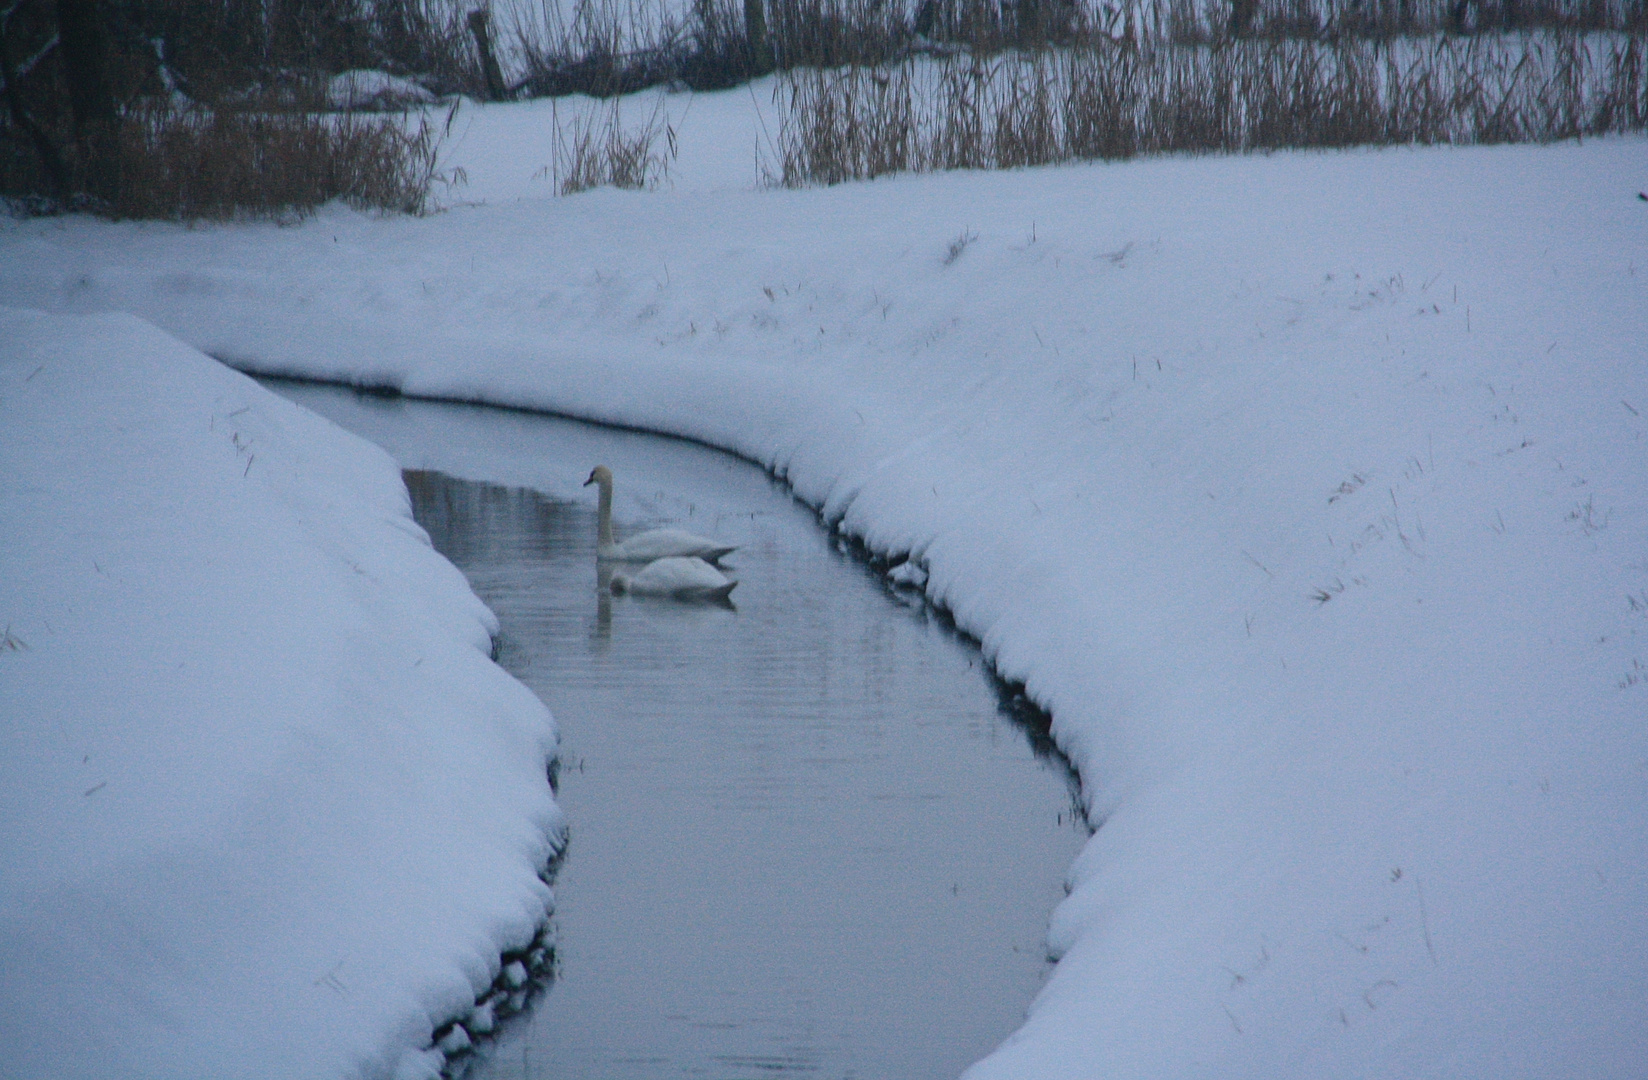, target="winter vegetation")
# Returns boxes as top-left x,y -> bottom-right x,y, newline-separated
776,32 -> 1648,183
1,1 -> 1645,1079
0,0 -> 472,215
0,0 -> 1643,215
